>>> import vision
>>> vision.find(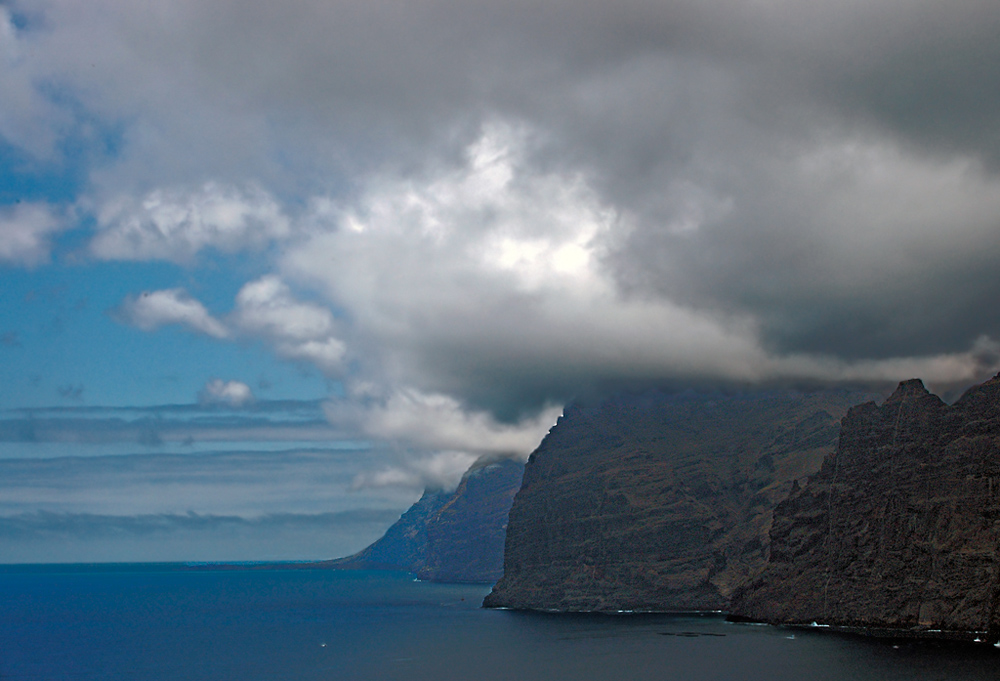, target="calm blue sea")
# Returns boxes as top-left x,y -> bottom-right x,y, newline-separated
1,564 -> 997,681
